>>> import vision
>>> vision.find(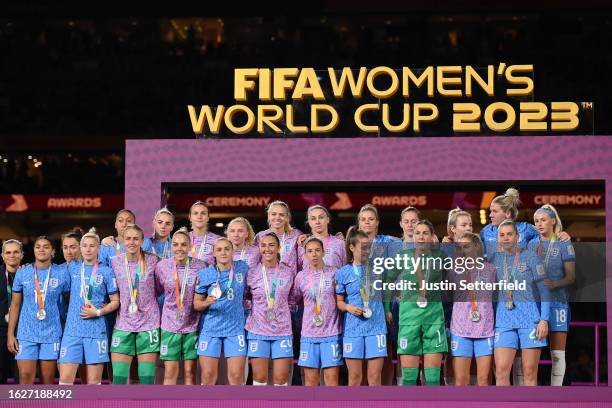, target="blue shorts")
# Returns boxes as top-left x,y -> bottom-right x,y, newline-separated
247,336 -> 293,359
450,333 -> 494,357
298,339 -> 343,368
16,339 -> 60,361
342,335 -> 388,360
550,303 -> 570,332
197,334 -> 247,358
494,327 -> 548,350
58,335 -> 109,364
